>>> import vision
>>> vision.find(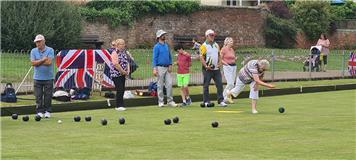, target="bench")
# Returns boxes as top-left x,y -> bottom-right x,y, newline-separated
80,35 -> 104,49
172,35 -> 195,48
173,35 -> 226,48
